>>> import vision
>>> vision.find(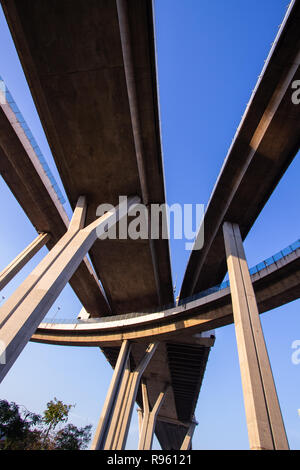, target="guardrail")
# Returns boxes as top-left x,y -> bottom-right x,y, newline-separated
42,238 -> 300,325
